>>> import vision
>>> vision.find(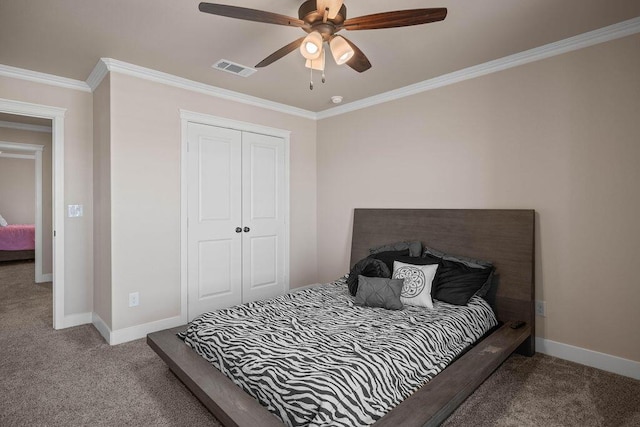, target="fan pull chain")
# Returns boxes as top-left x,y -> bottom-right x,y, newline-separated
308,51 -> 326,90
321,50 -> 326,83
